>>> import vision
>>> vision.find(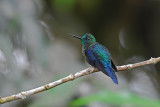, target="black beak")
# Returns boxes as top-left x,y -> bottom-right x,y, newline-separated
69,34 -> 81,40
